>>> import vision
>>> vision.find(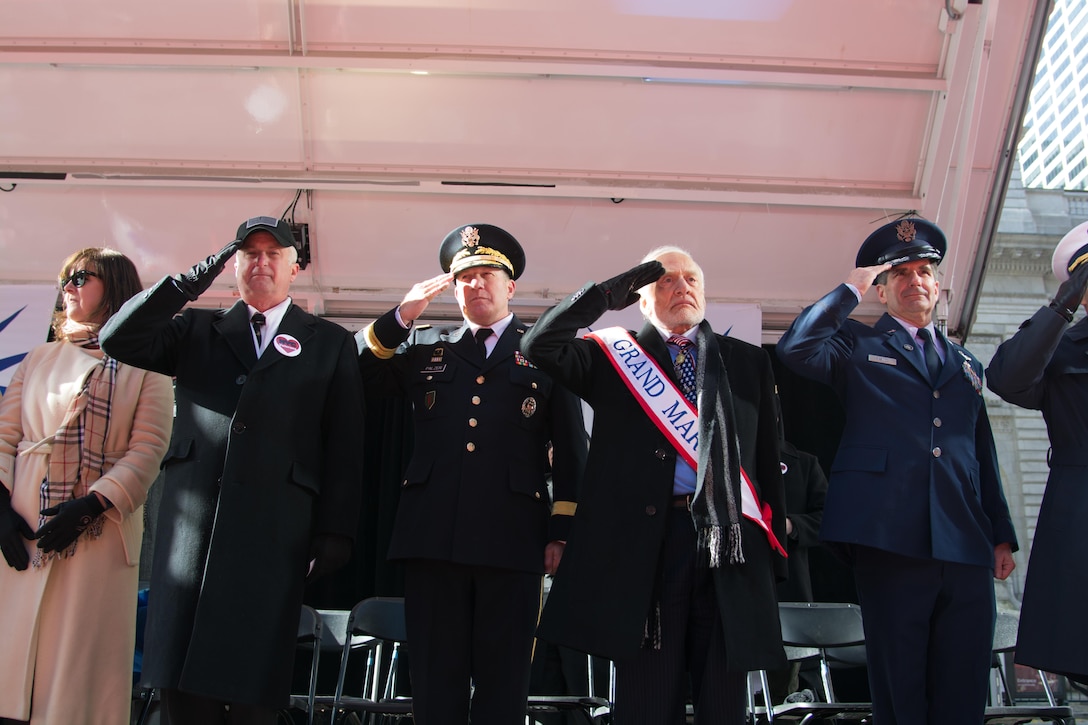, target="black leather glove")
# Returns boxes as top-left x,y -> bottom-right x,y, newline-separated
172,238 -> 245,301
306,533 -> 352,583
35,494 -> 109,553
1049,261 -> 1088,322
597,260 -> 665,311
0,487 -> 34,571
